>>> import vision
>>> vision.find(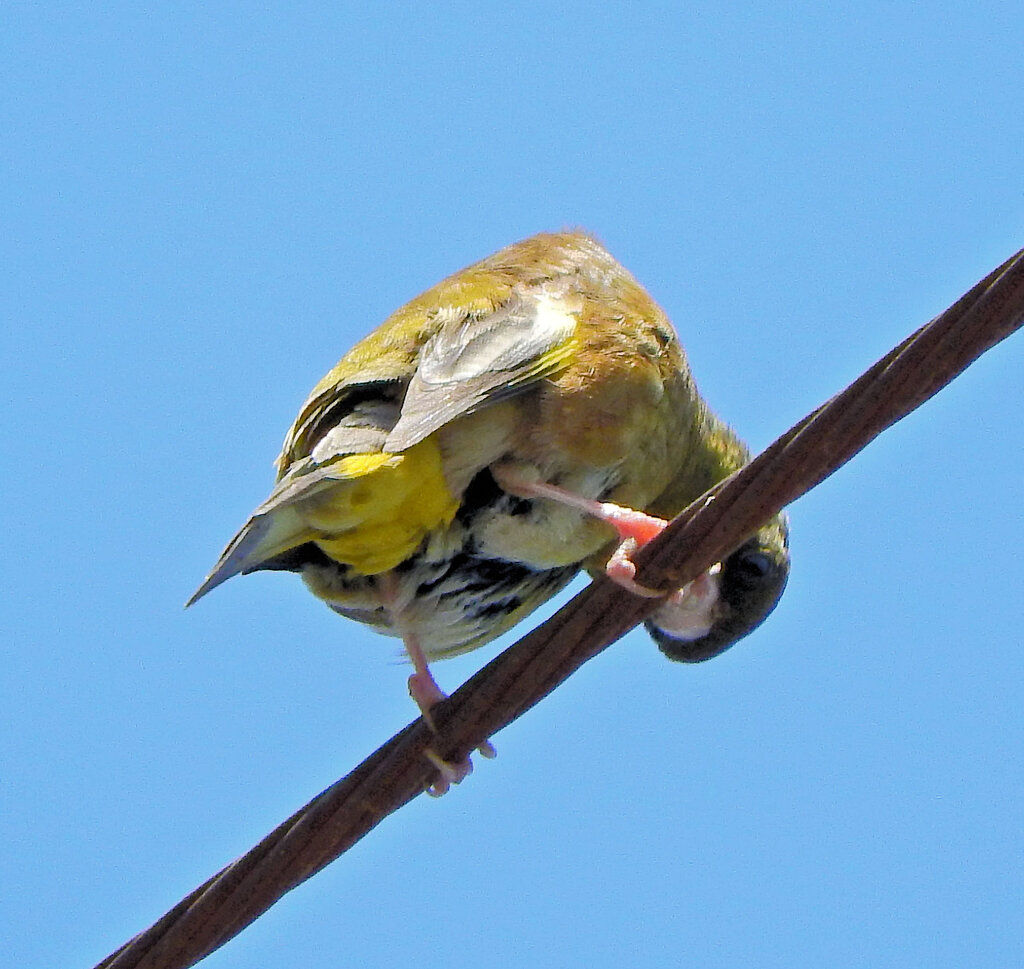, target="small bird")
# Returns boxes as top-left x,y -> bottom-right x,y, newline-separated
189,231 -> 789,793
